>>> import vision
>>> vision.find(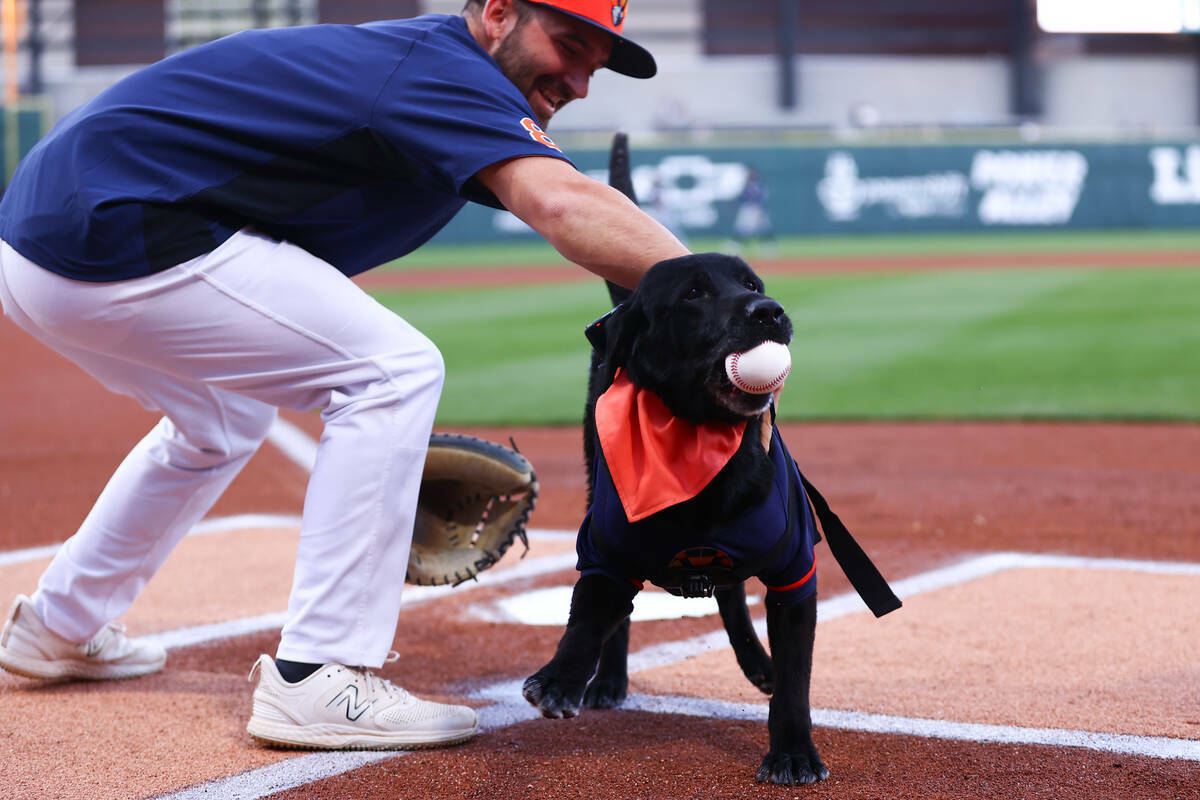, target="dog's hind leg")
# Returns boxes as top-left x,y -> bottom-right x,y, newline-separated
583,616 -> 630,708
523,574 -> 634,719
756,594 -> 829,785
715,583 -> 774,694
